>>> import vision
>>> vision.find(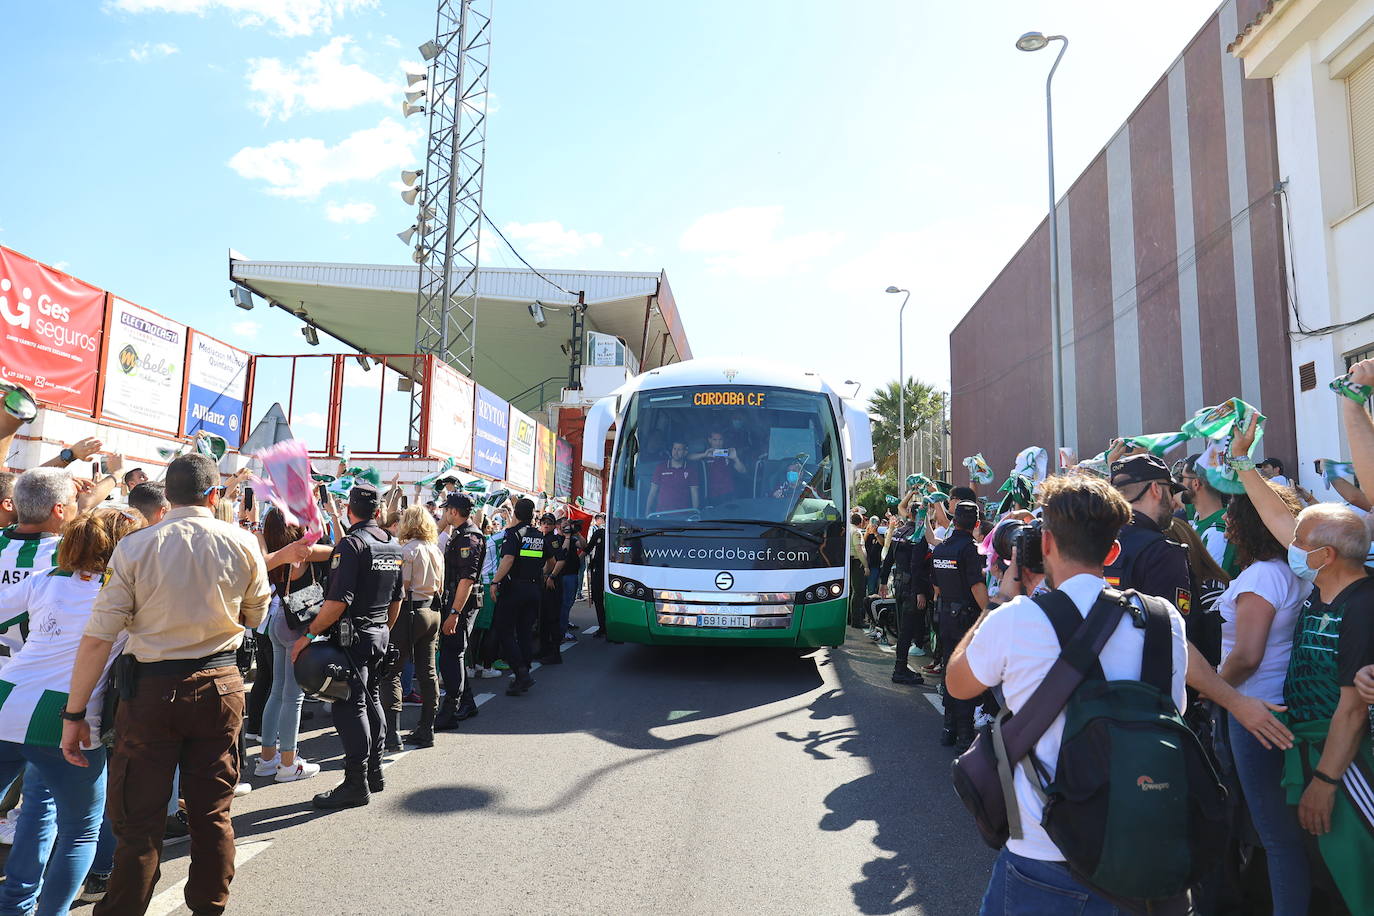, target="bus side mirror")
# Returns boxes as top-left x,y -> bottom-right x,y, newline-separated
582,397 -> 616,470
